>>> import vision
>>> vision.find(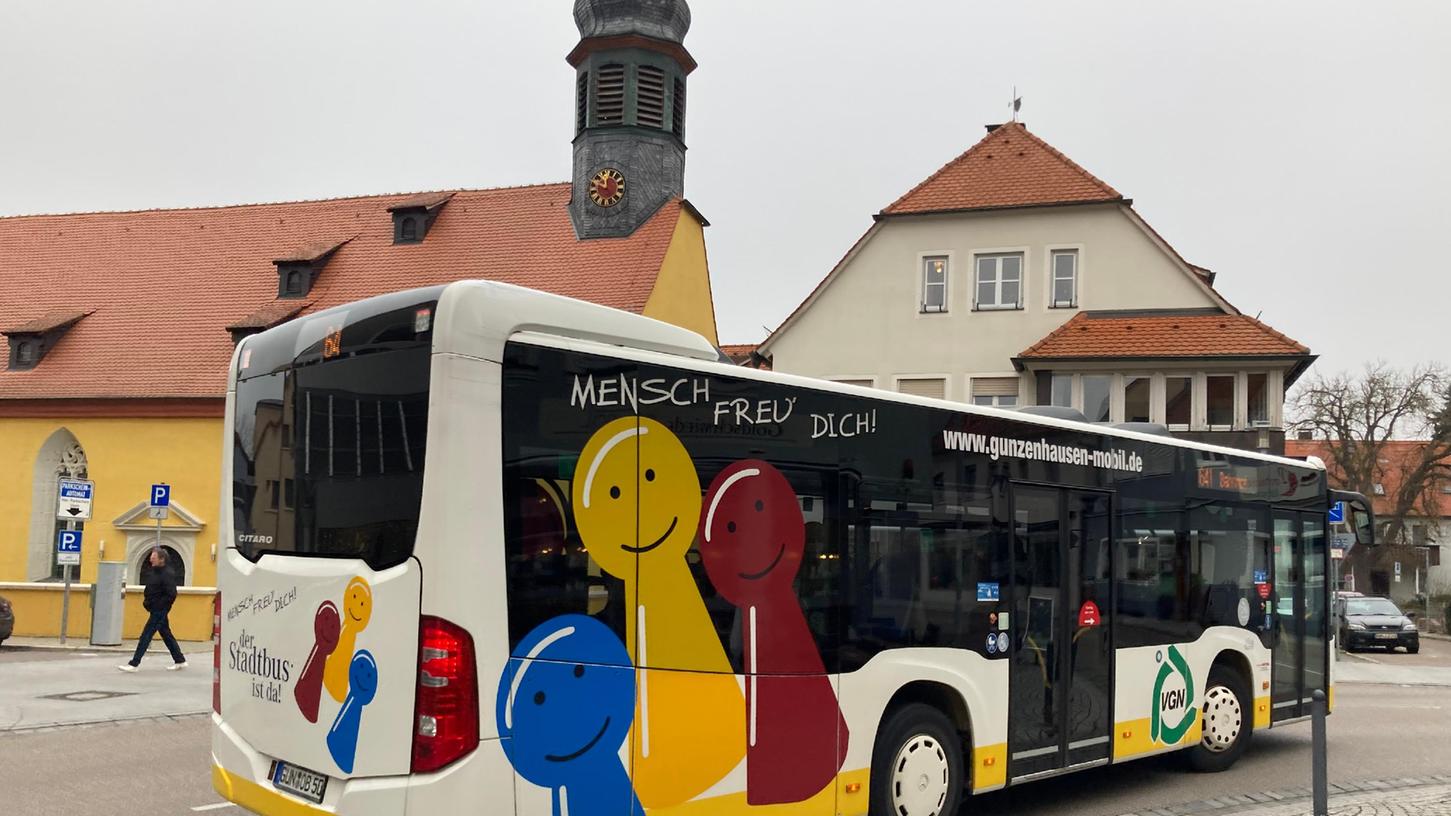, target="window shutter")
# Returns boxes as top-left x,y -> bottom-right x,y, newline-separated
671,77 -> 686,138
595,64 -> 625,125
637,65 -> 666,129
897,378 -> 946,399
971,377 -> 1019,398
575,72 -> 589,133
831,379 -> 874,389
